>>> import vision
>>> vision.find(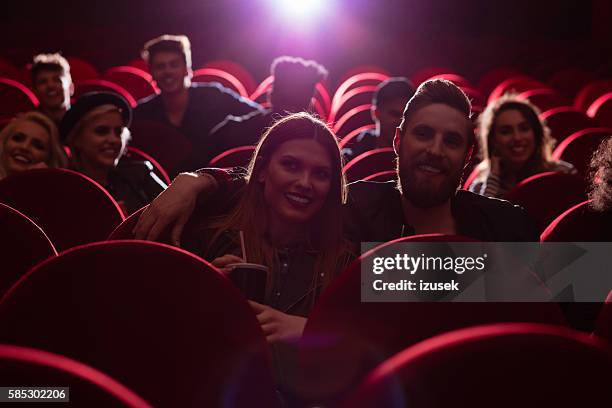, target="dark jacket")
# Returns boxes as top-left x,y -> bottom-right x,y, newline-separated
344,180 -> 540,243
135,83 -> 263,167
106,160 -> 167,215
